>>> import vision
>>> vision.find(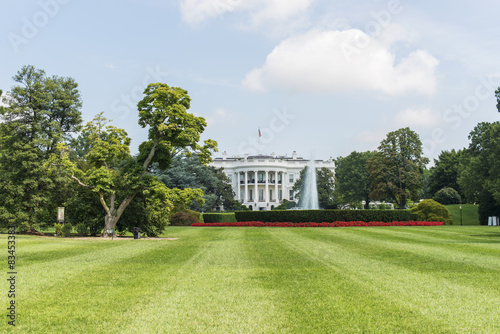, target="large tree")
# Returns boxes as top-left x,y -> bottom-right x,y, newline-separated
335,151 -> 375,209
0,66 -> 82,231
69,83 -> 217,236
368,127 -> 428,209
458,122 -> 500,206
427,149 -> 463,199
